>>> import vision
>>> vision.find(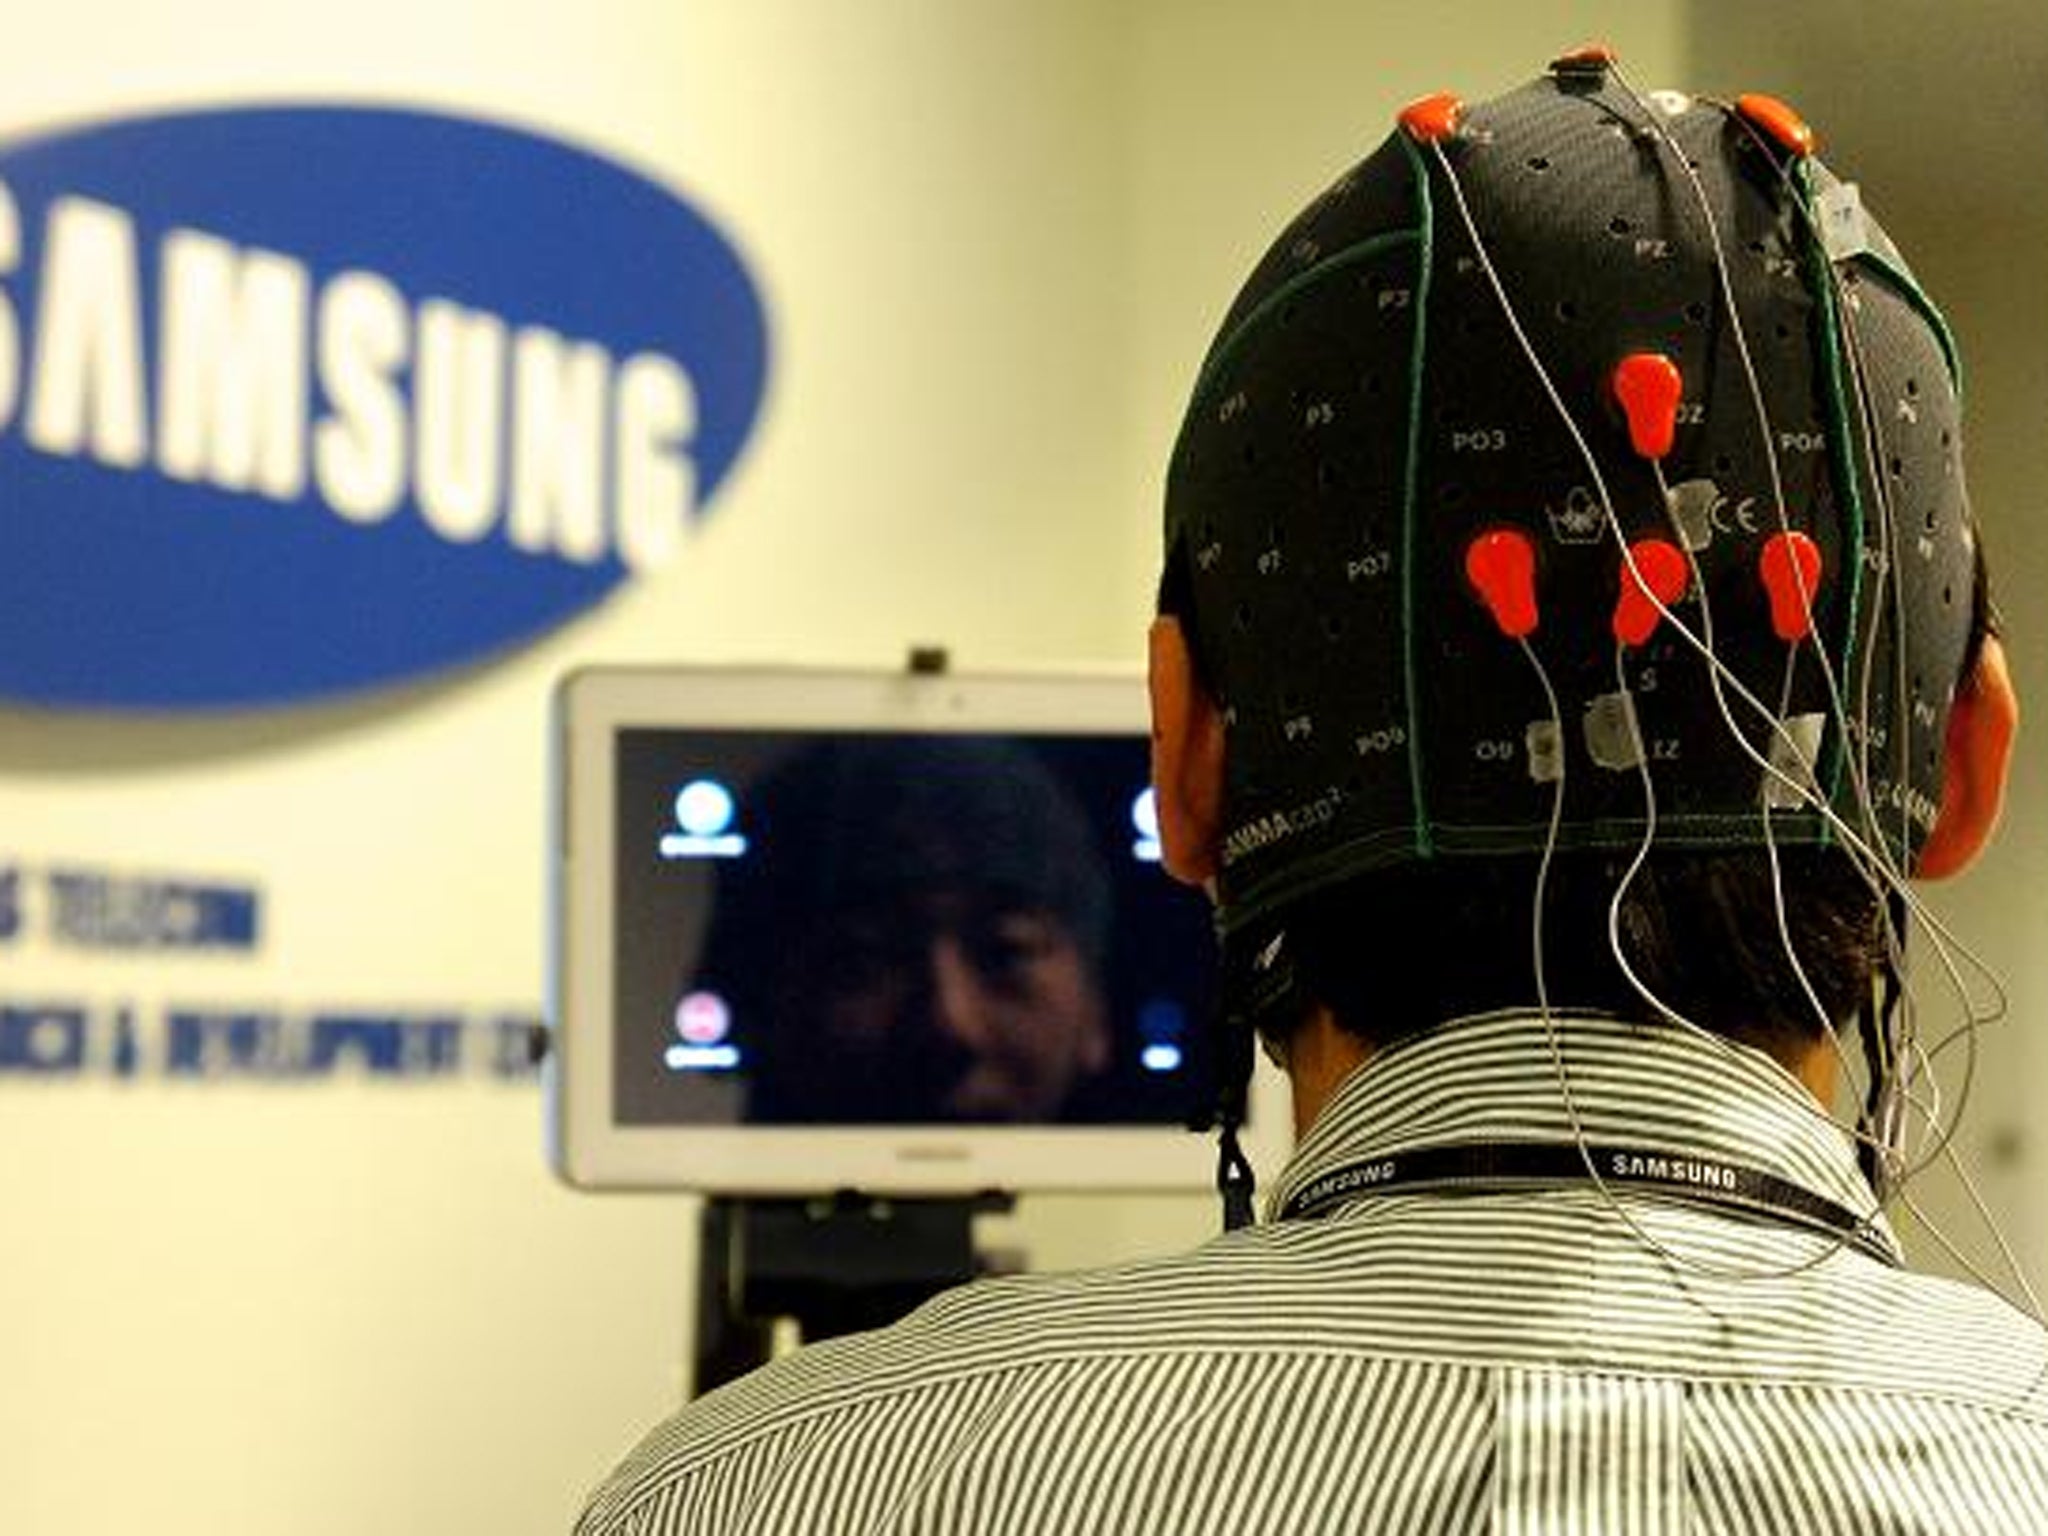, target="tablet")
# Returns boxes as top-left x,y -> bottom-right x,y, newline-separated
547,664 -> 1289,1195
